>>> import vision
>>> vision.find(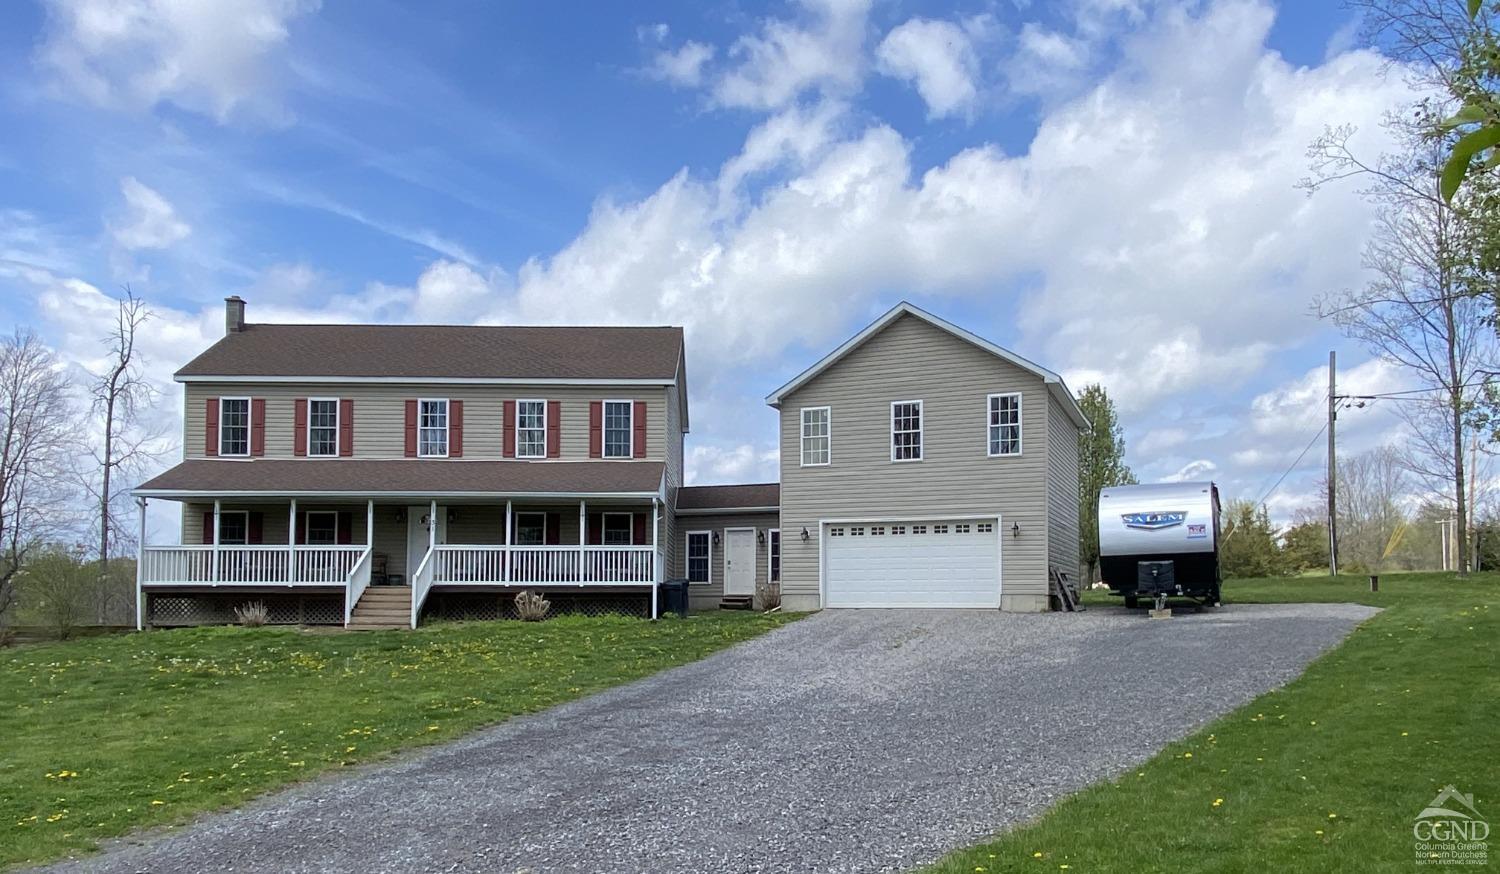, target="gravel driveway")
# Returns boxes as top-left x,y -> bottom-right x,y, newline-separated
44,603 -> 1377,874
